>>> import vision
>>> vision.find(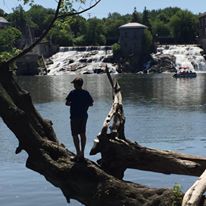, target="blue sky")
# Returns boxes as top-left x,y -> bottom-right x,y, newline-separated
0,0 -> 206,18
